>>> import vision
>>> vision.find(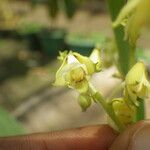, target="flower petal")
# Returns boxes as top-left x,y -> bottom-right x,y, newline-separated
73,52 -> 95,75
53,57 -> 67,86
113,0 -> 141,28
125,62 -> 145,85
90,47 -> 102,72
